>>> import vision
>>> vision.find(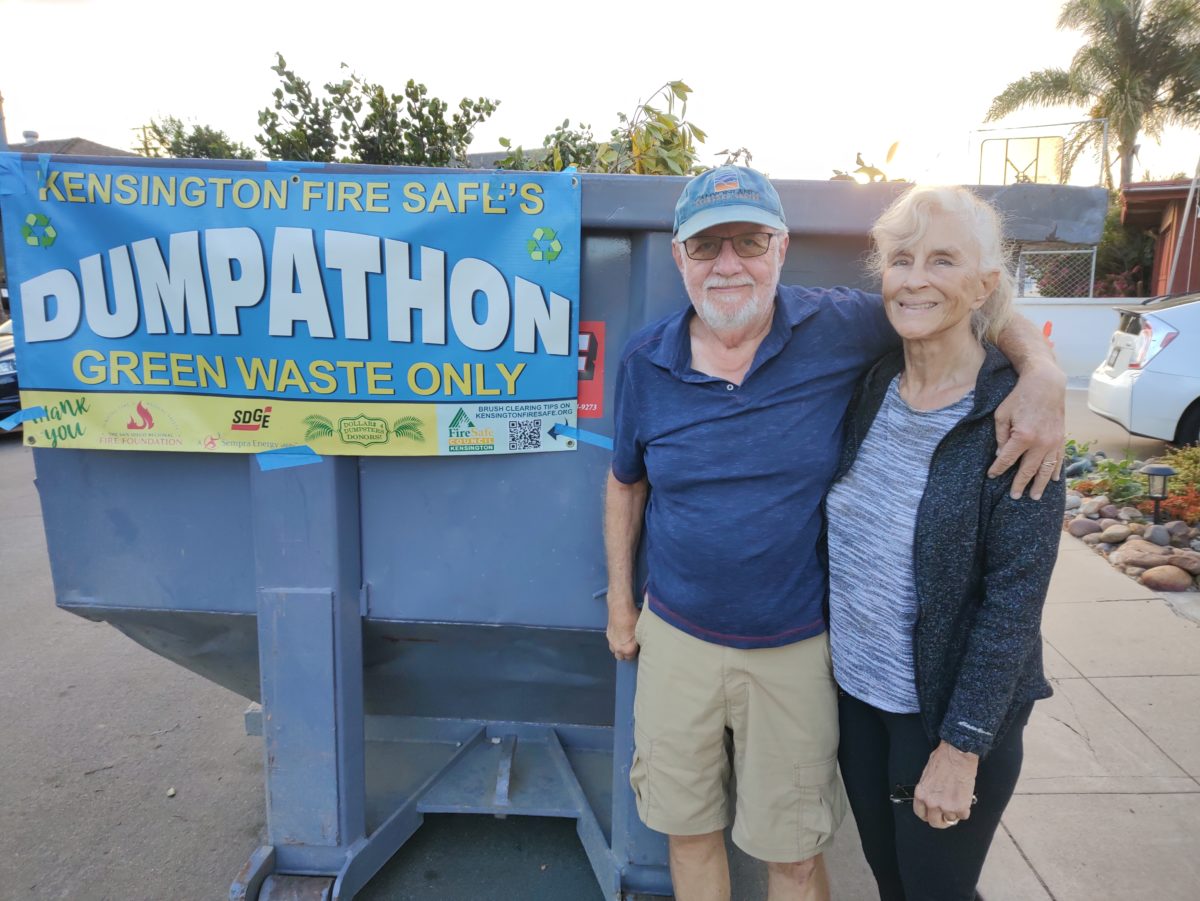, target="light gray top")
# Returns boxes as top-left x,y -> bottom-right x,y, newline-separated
827,375 -> 974,713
